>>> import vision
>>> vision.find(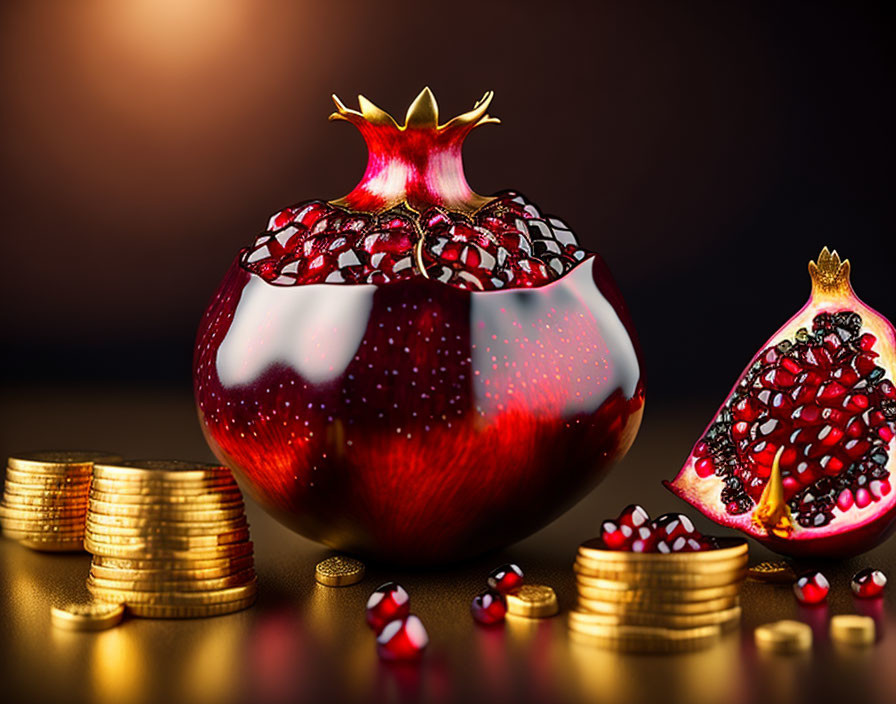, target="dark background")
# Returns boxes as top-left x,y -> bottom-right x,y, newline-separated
1,0 -> 892,401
